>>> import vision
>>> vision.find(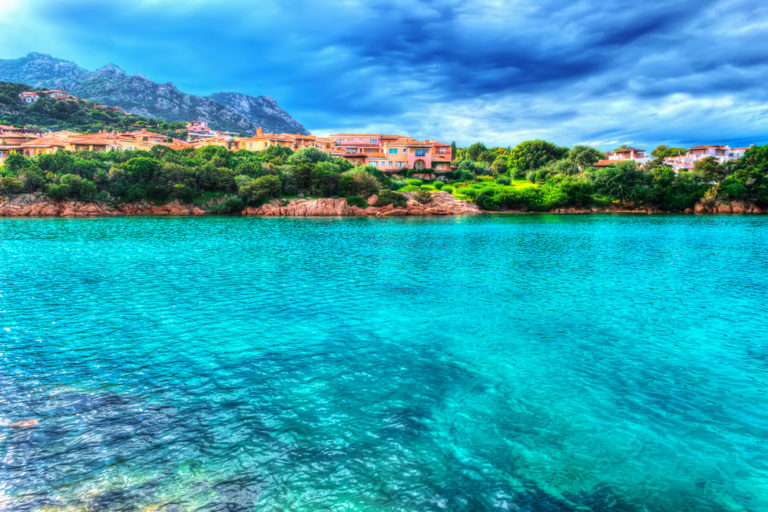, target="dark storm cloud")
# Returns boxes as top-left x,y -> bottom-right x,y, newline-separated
1,0 -> 767,147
